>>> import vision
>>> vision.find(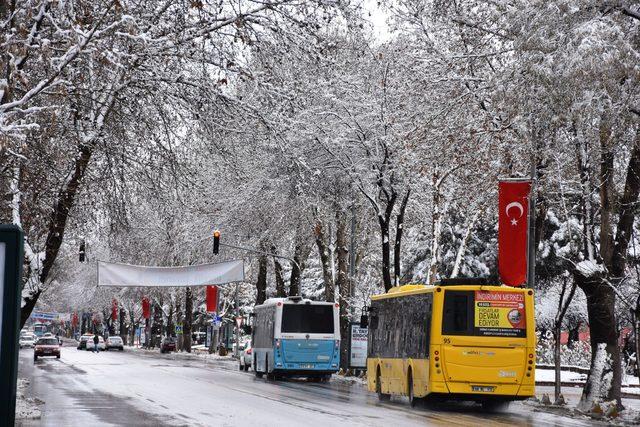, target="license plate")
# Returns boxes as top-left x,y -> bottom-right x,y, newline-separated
299,364 -> 313,369
471,385 -> 495,392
